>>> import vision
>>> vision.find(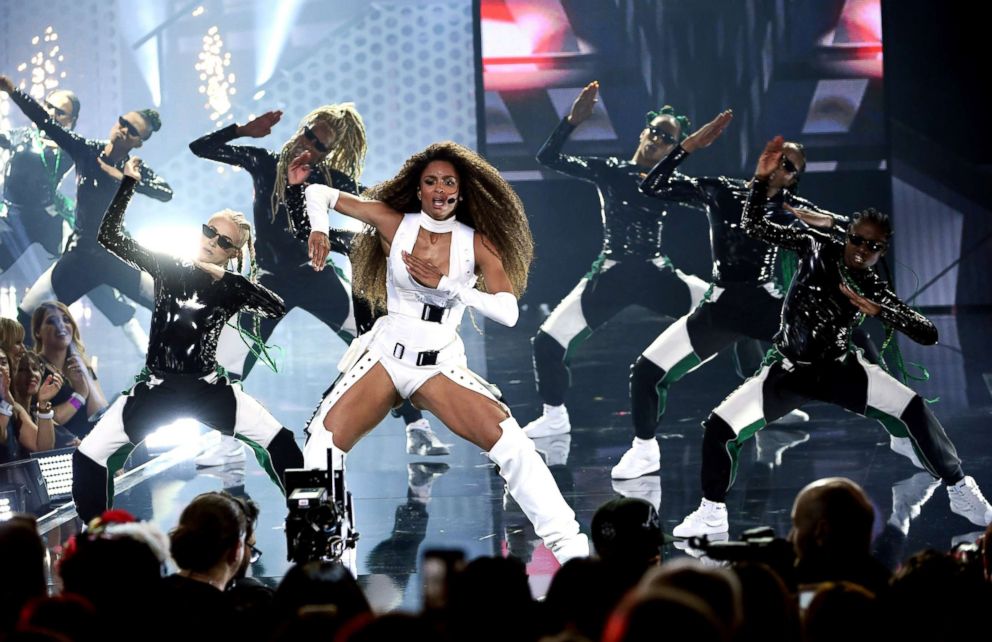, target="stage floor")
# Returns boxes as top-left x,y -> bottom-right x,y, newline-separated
33,297 -> 992,611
